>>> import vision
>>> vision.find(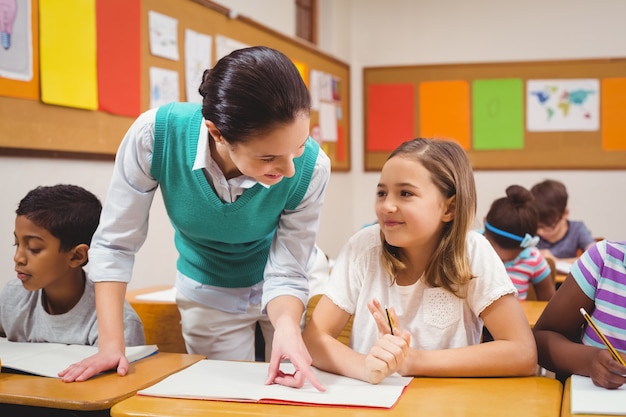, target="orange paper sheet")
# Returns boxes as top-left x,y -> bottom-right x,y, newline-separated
601,78 -> 626,151
419,80 -> 470,150
39,0 -> 98,110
